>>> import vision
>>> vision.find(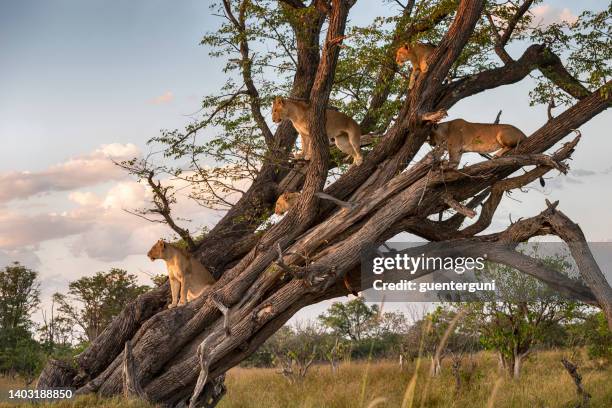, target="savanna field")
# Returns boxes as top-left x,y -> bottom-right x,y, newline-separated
1,350 -> 610,408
